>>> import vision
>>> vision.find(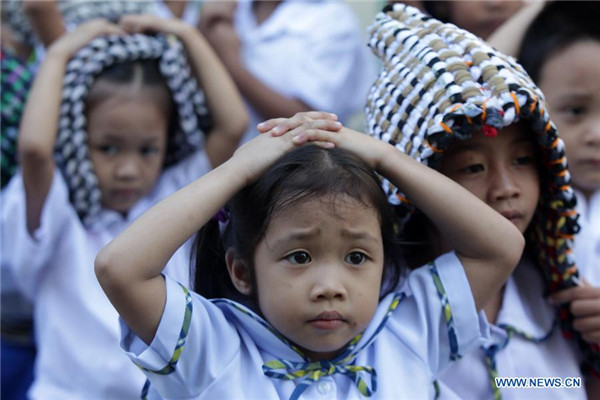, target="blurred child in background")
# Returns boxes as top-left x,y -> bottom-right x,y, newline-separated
1,14 -> 246,399
198,0 -> 375,142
